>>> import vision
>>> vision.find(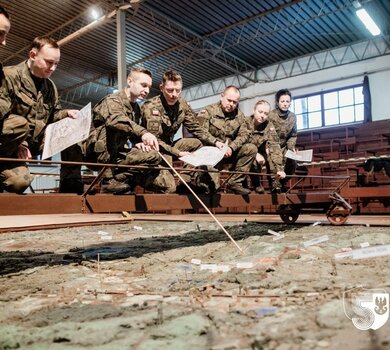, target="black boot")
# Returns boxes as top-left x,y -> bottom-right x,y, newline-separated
250,175 -> 264,193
